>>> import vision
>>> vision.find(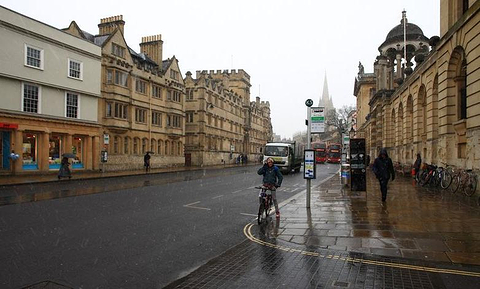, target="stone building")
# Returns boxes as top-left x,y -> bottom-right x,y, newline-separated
64,16 -> 185,170
183,70 -> 272,166
355,1 -> 480,171
0,6 -> 102,174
